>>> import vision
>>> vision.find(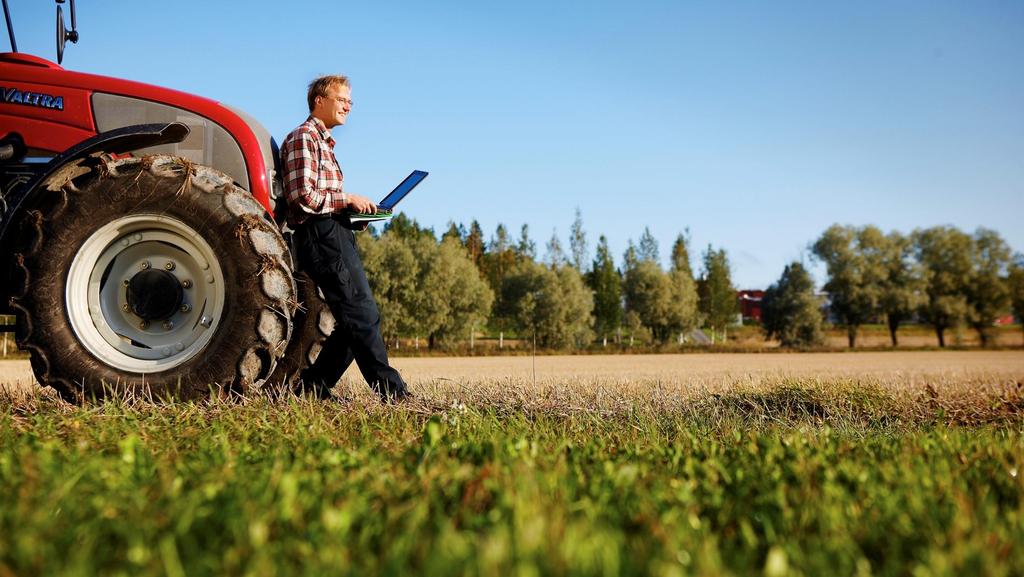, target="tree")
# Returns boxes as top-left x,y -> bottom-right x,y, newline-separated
698,245 -> 738,343
761,262 -> 824,347
384,212 -> 433,241
359,230 -> 430,345
426,237 -> 495,348
914,226 -> 973,347
877,231 -> 925,346
623,260 -> 674,343
555,265 -> 596,348
1008,255 -> 1024,344
490,223 -> 511,255
588,235 -> 622,344
442,221 -> 465,244
670,231 -> 694,279
622,310 -> 651,346
965,228 -> 1012,346
516,224 -> 536,261
482,224 -> 517,333
501,259 -> 593,349
360,227 -> 493,350
811,225 -> 885,348
667,234 -> 700,342
638,227 -> 659,263
465,220 -> 486,269
623,240 -> 638,273
482,223 -> 516,291
621,230 -> 698,345
569,207 -> 588,272
545,229 -> 566,268
405,233 -> 449,345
